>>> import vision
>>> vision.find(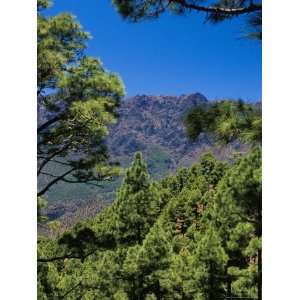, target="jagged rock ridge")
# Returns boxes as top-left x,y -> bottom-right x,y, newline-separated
43,93 -> 243,206
107,93 -> 234,174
